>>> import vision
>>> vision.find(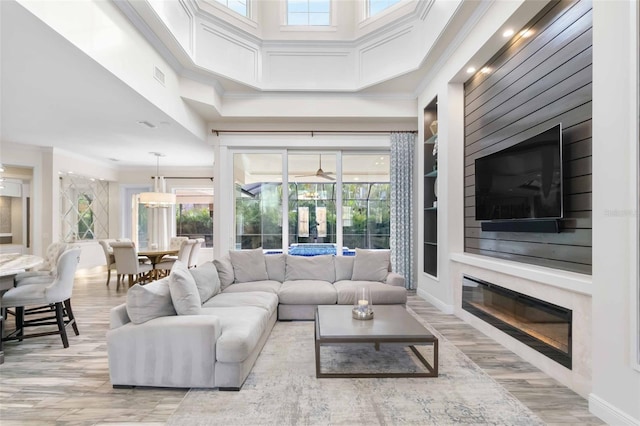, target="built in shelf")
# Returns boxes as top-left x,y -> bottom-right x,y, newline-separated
424,134 -> 438,145
424,207 -> 437,211
424,241 -> 437,246
424,170 -> 438,178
